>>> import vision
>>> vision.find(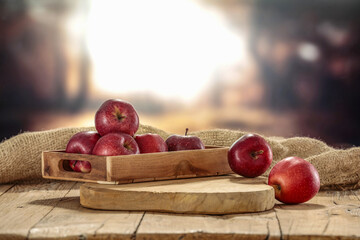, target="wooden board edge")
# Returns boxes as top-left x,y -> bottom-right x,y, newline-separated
79,181 -> 275,214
